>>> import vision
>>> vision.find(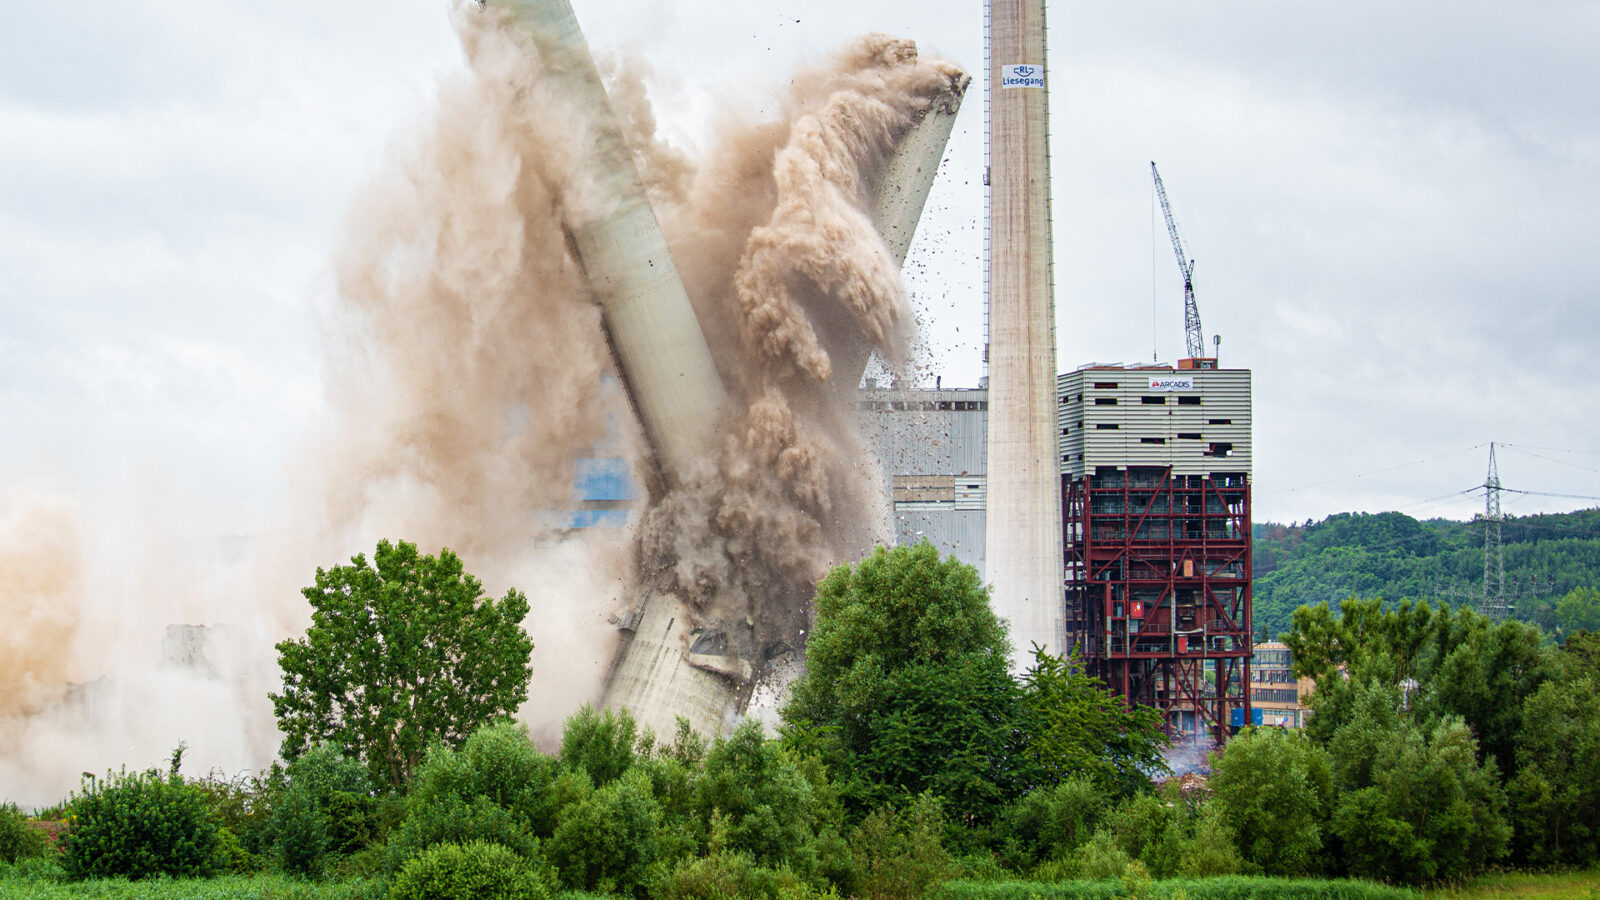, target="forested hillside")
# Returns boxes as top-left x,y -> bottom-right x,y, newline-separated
1252,508 -> 1600,639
